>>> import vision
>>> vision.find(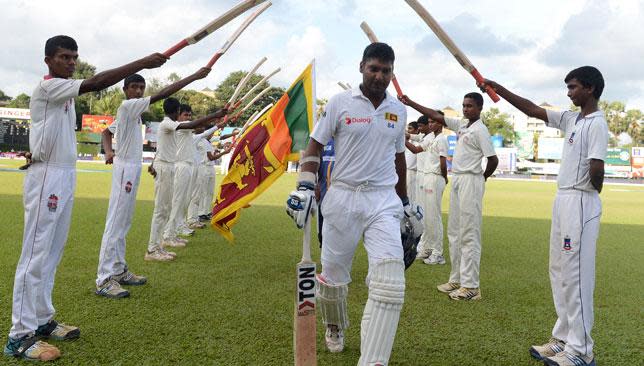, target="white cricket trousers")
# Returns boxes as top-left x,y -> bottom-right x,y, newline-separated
10,162 -> 75,338
186,163 -> 202,223
199,165 -> 216,216
406,169 -> 418,204
447,173 -> 485,288
148,161 -> 174,251
96,159 -> 141,286
418,173 -> 446,256
220,153 -> 231,175
319,184 -> 404,286
549,189 -> 600,358
164,161 -> 193,240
